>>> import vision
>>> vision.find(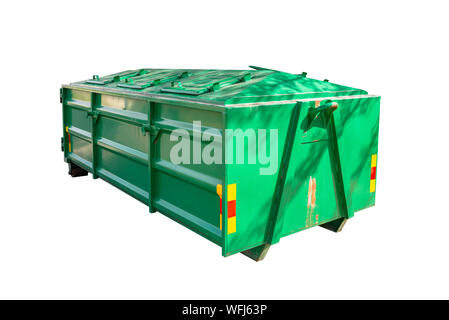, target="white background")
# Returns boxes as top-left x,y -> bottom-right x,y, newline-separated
0,0 -> 448,299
